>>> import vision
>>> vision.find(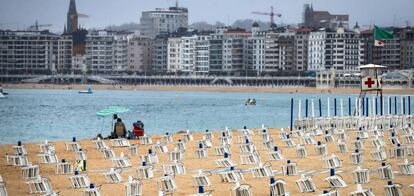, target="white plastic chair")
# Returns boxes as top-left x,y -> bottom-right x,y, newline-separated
112,138 -> 130,147
231,182 -> 252,196
37,152 -> 59,164
349,184 -> 375,196
270,178 -> 289,196
282,160 -> 297,176
125,176 -> 142,196
140,135 -> 153,145
219,168 -> 243,183
353,166 -> 370,184
55,161 -> 73,175
65,141 -> 81,151
250,162 -> 273,178
5,154 -> 29,166
158,174 -> 177,195
162,162 -> 186,176
104,168 -> 123,183
26,176 -> 53,194
192,170 -> 212,187
384,182 -> 403,196
128,145 -> 139,156
83,184 -> 102,196
69,172 -> 90,188
21,164 -> 40,179
137,162 -> 154,179
296,175 -> 316,193
112,153 -> 132,168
